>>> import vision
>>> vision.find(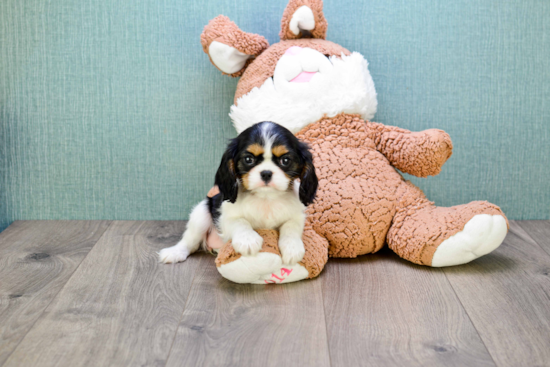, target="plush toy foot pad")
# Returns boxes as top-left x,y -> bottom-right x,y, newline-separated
216,229 -> 310,284
431,214 -> 508,267
217,252 -> 309,284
